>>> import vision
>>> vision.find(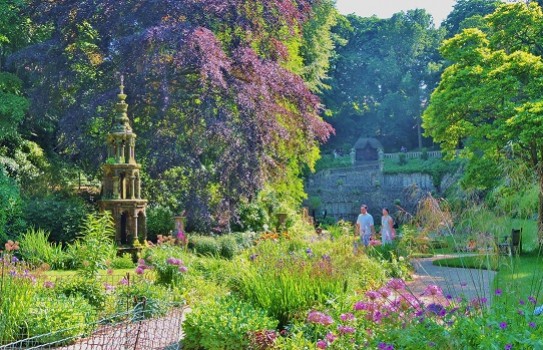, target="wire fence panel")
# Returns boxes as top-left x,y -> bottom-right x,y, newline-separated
0,302 -> 185,350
